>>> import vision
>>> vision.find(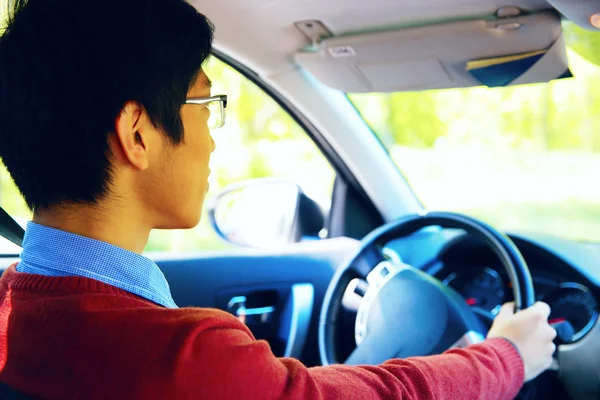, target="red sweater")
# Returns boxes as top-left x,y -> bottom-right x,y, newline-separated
0,265 -> 524,399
